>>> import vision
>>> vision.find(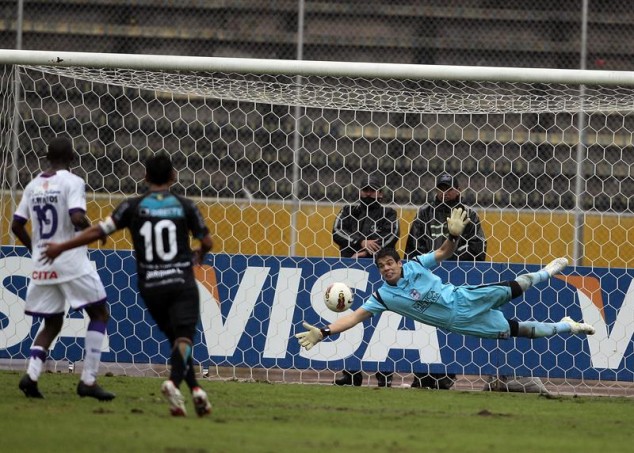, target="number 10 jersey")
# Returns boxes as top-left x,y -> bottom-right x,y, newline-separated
101,190 -> 209,294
